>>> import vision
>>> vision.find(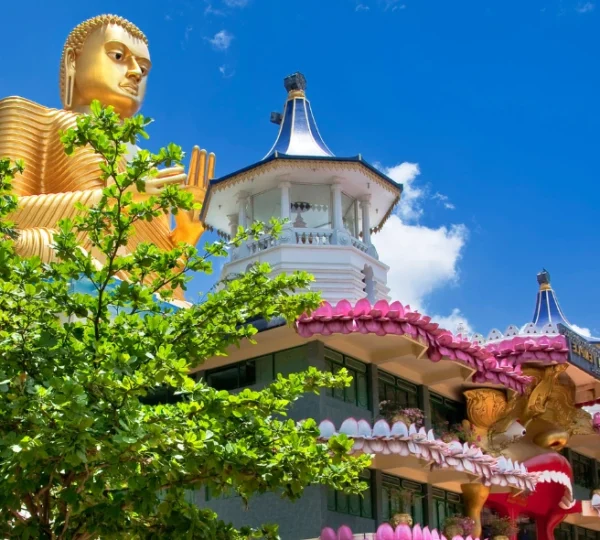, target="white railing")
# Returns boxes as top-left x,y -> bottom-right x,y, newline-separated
247,235 -> 278,255
351,236 -> 369,253
295,228 -> 333,246
232,227 -> 378,260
